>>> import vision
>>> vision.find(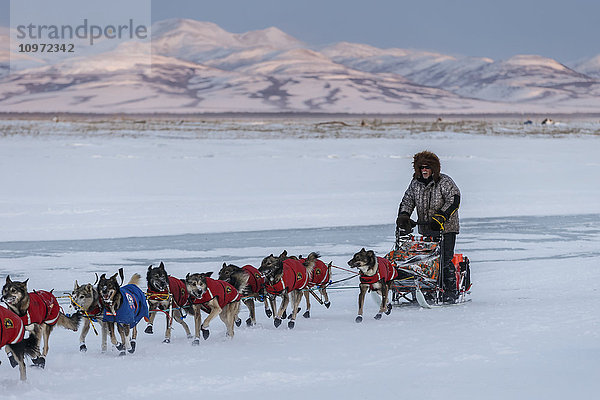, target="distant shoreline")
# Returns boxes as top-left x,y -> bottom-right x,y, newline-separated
1,111 -> 600,122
